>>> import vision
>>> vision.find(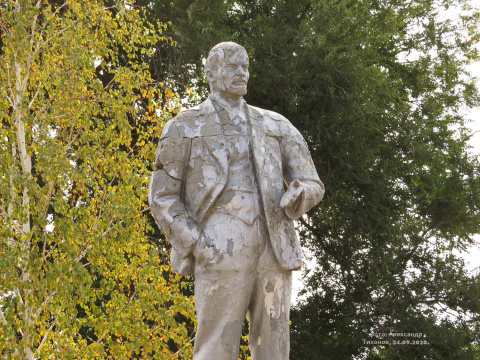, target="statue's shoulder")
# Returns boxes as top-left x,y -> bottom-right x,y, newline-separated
248,105 -> 298,137
249,105 -> 285,122
160,100 -> 215,139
